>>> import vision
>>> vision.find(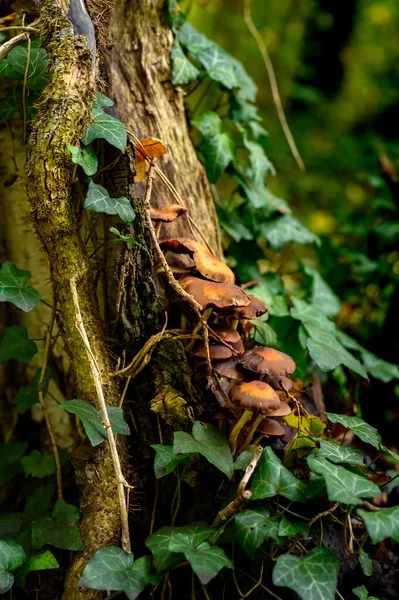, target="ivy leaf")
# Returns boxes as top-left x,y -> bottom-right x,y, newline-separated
13,368 -> 50,414
243,137 -> 275,185
234,508 -> 279,557
0,86 -> 21,120
316,439 -> 364,465
250,447 -> 307,502
151,445 -> 190,479
0,514 -> 23,539
0,326 -> 37,364
0,540 -> 26,594
79,547 -> 154,600
84,181 -> 135,225
0,442 -> 27,486
195,44 -> 239,90
168,536 -> 232,584
146,522 -> 214,572
304,265 -> 341,318
68,146 -> 98,176
93,92 -> 114,109
306,472 -> 327,499
24,486 -> 54,518
21,450 -> 55,478
358,548 -> 373,576
60,399 -> 130,447
272,547 -> 340,600
81,103 -> 127,152
171,38 -> 200,85
0,261 -> 40,312
325,413 -> 380,449
278,515 -> 310,538
356,506 -> 399,544
360,350 -> 399,383
15,549 -> 59,586
6,46 -> 49,90
177,22 -> 211,54
192,111 -> 234,183
234,445 -> 259,471
307,456 -> 380,505
173,422 -> 233,478
261,215 -> 318,250
32,499 -> 82,551
352,585 -> 379,600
